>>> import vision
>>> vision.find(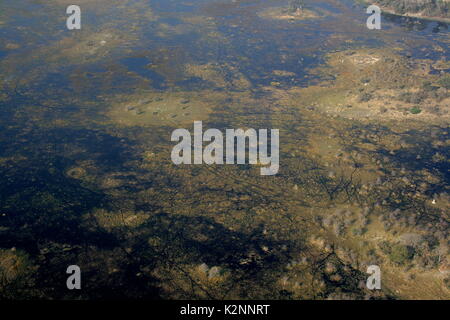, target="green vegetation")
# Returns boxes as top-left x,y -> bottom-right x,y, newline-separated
410,106 -> 422,114
389,244 -> 415,265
